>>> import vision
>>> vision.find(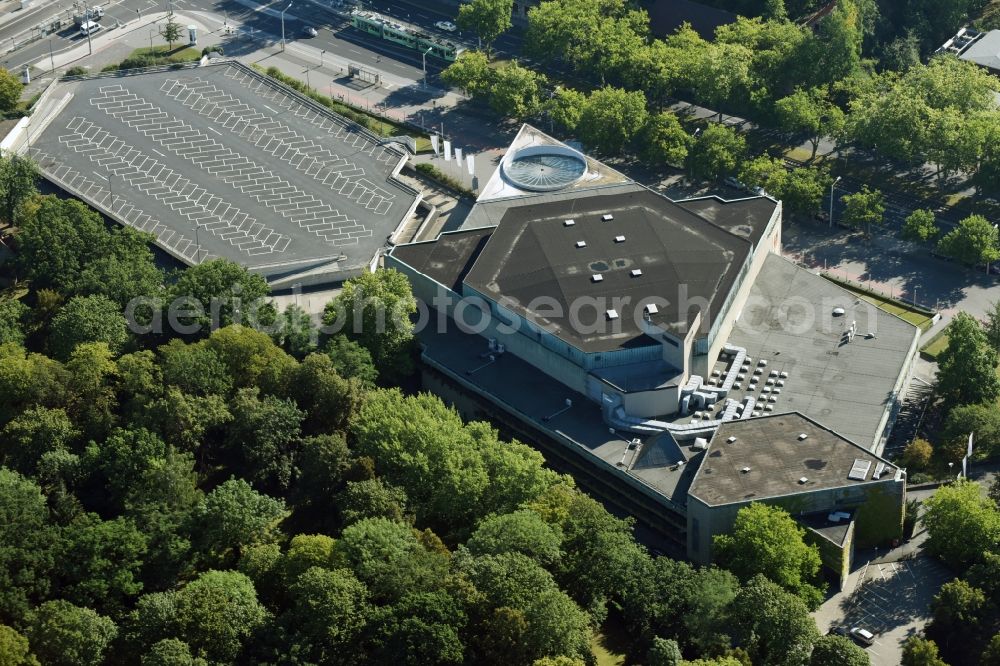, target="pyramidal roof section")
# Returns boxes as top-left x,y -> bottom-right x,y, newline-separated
477,124 -> 633,202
